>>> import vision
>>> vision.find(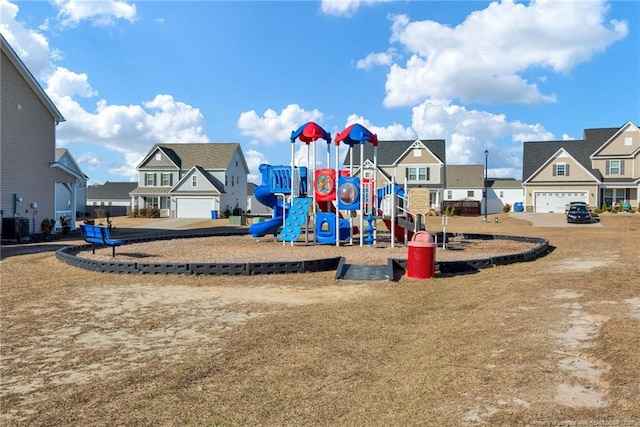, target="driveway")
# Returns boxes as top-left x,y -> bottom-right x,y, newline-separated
509,212 -> 601,227
131,217 -> 214,230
